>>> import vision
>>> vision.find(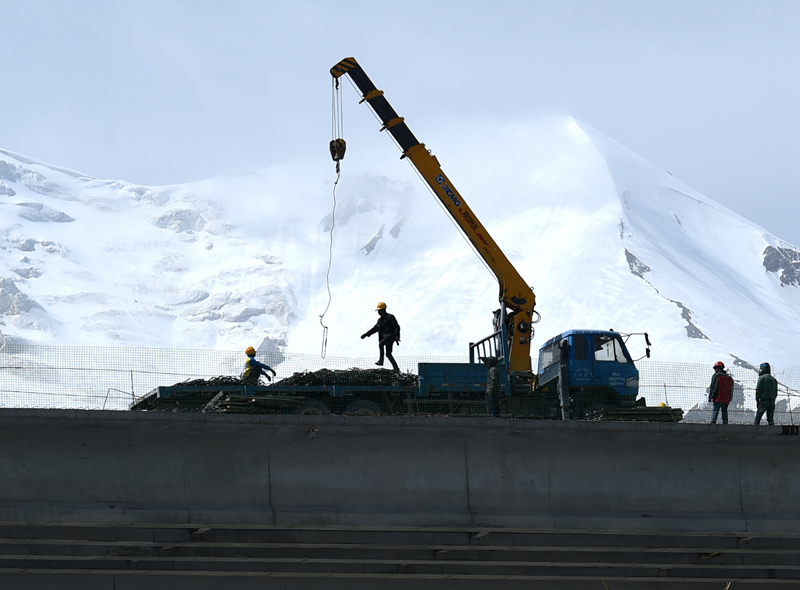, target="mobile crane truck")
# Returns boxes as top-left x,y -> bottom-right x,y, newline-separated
326,57 -> 677,421
131,58 -> 680,422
